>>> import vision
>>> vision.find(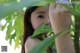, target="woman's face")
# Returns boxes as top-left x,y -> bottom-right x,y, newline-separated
31,6 -> 50,30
